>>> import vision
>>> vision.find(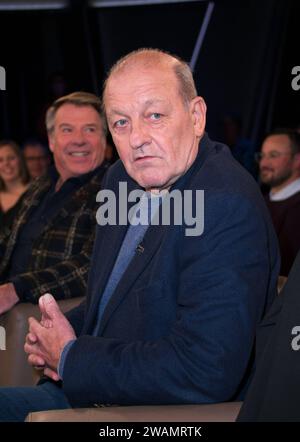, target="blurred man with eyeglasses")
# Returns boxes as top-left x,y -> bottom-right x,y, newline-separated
23,141 -> 51,180
257,128 -> 300,275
